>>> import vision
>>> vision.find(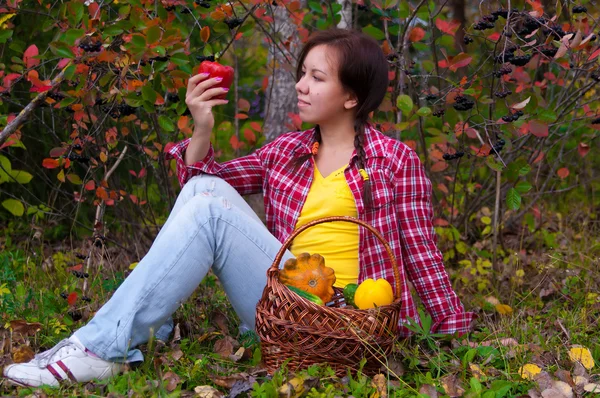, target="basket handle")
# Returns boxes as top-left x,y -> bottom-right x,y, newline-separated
269,216 -> 402,300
